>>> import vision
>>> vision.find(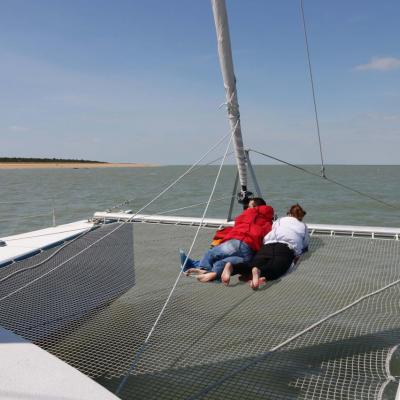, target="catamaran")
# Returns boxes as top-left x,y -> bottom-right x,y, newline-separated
1,1 -> 399,399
